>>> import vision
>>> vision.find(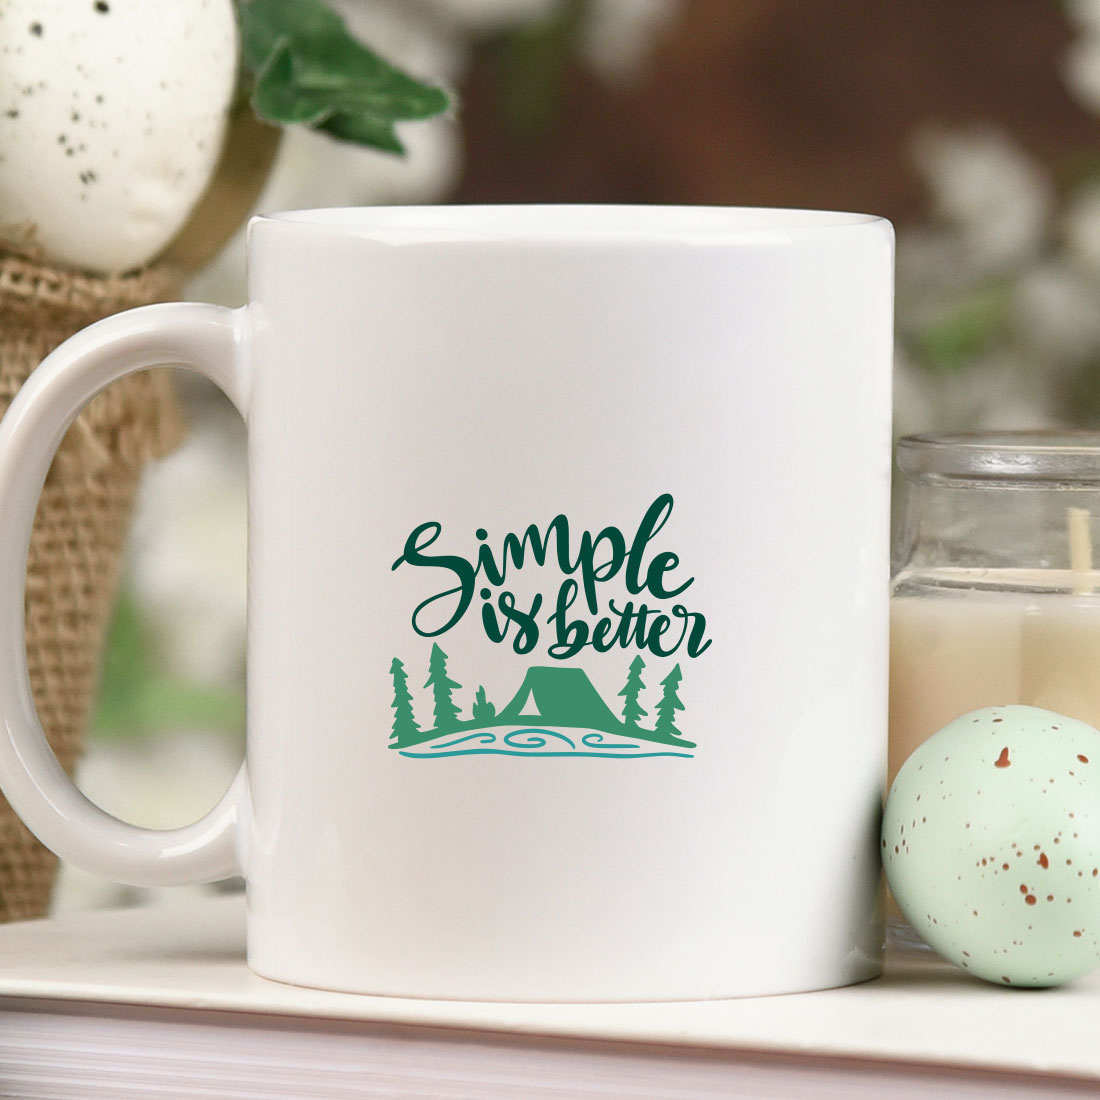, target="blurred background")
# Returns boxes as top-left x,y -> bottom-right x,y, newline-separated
56,0 -> 1100,908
